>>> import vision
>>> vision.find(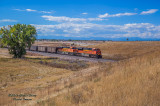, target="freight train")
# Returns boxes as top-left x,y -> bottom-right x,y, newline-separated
29,46 -> 102,58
